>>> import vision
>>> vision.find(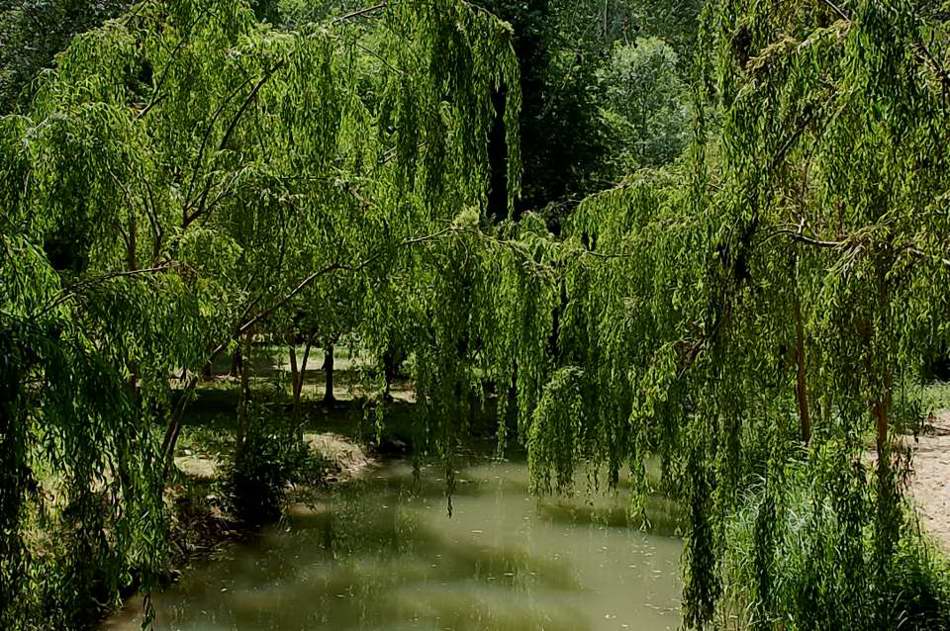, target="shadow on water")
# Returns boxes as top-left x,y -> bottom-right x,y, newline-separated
106,459 -> 682,631
537,494 -> 687,538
